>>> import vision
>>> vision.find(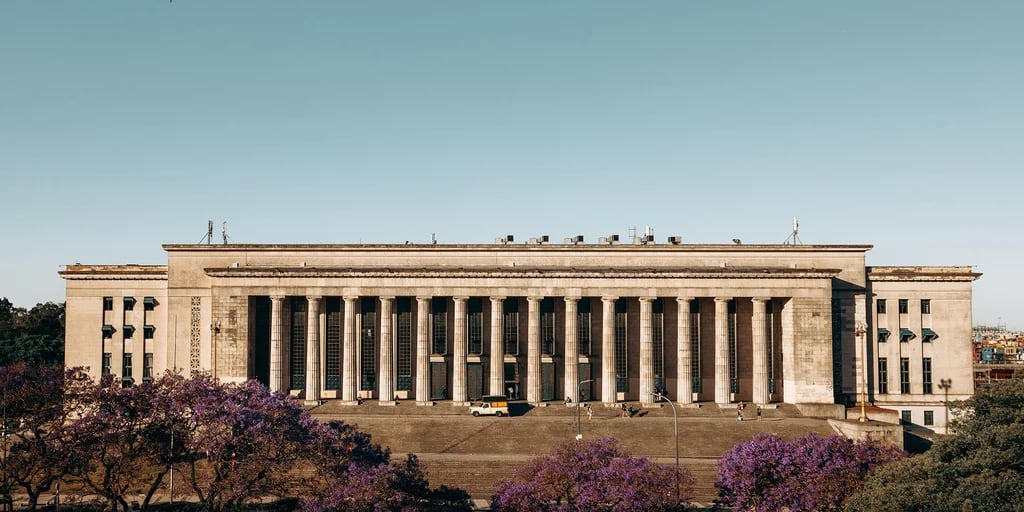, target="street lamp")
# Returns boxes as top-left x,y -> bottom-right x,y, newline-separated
938,378 -> 952,431
651,391 -> 680,507
576,379 -> 594,440
856,322 -> 868,422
